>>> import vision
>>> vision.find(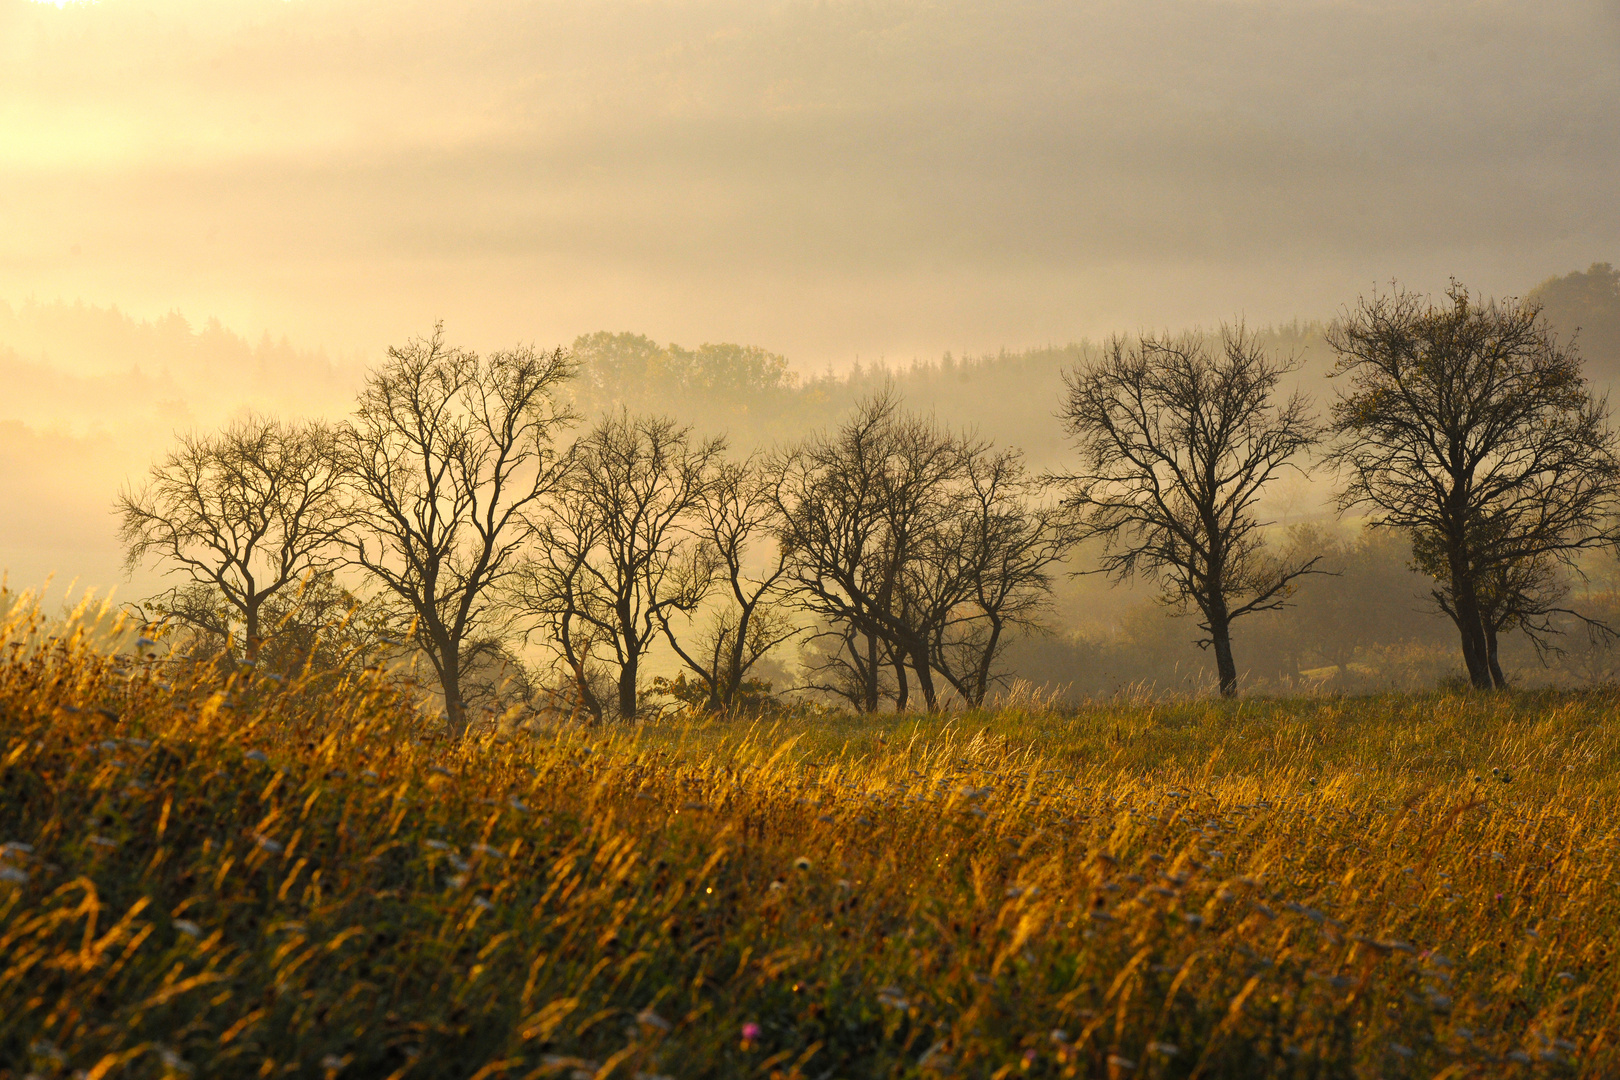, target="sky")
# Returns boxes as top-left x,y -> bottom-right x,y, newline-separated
1,0 -> 1618,597
2,0 -> 1617,366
